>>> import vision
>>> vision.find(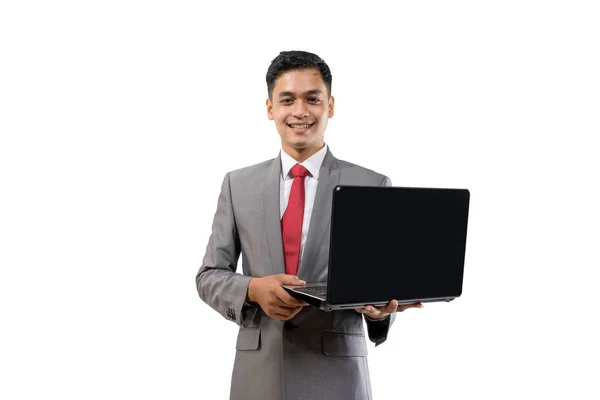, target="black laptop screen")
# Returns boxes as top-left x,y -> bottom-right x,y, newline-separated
327,186 -> 470,305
